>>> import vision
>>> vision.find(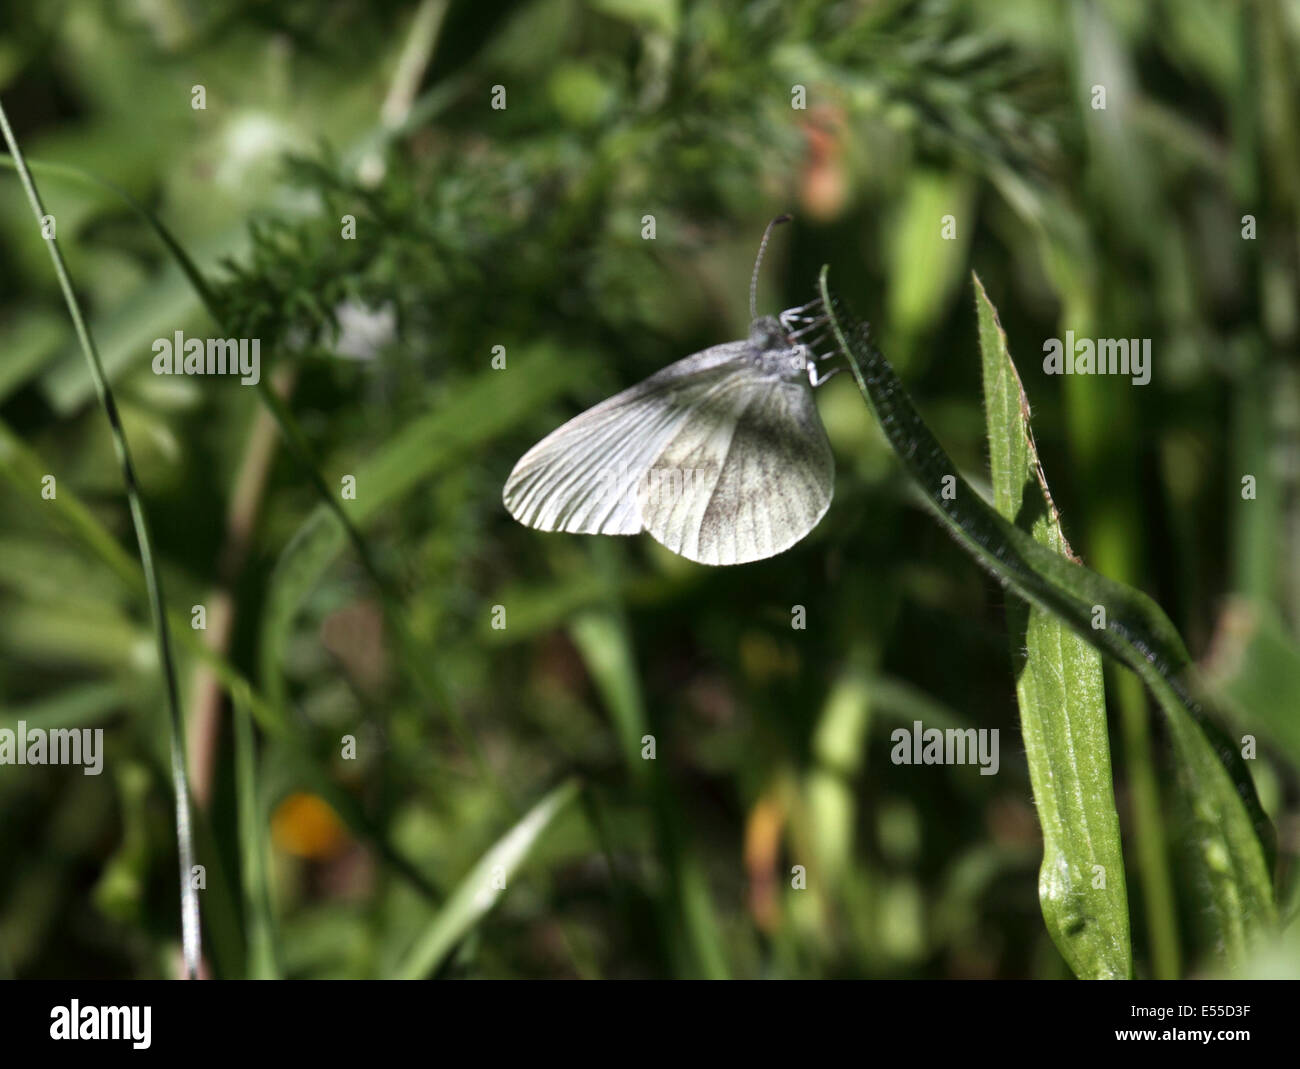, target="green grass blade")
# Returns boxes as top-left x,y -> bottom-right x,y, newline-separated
569,606 -> 649,785
974,273 -> 1131,979
820,265 -> 1276,969
233,693 -> 280,978
187,806 -> 245,980
397,778 -> 581,979
0,683 -> 122,733
0,99 -> 202,978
